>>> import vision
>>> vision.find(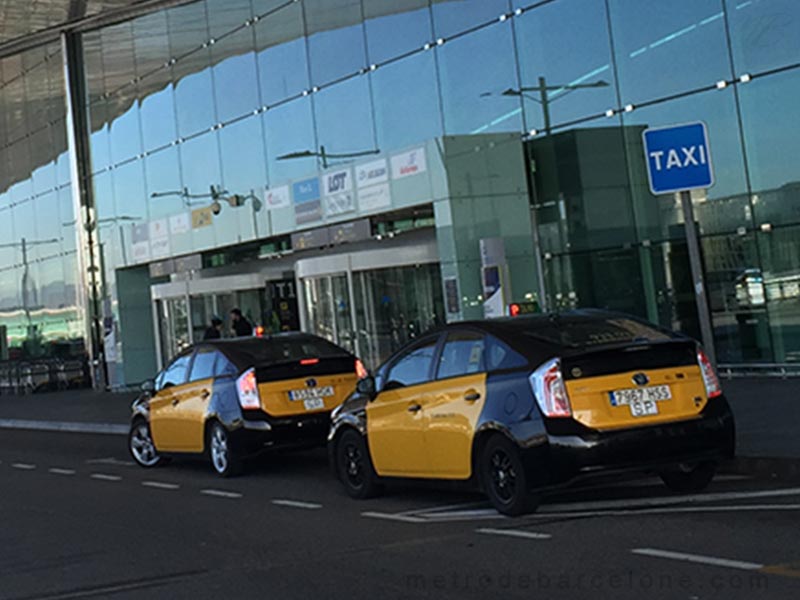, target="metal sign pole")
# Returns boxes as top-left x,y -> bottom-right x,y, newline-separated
680,190 -> 717,365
